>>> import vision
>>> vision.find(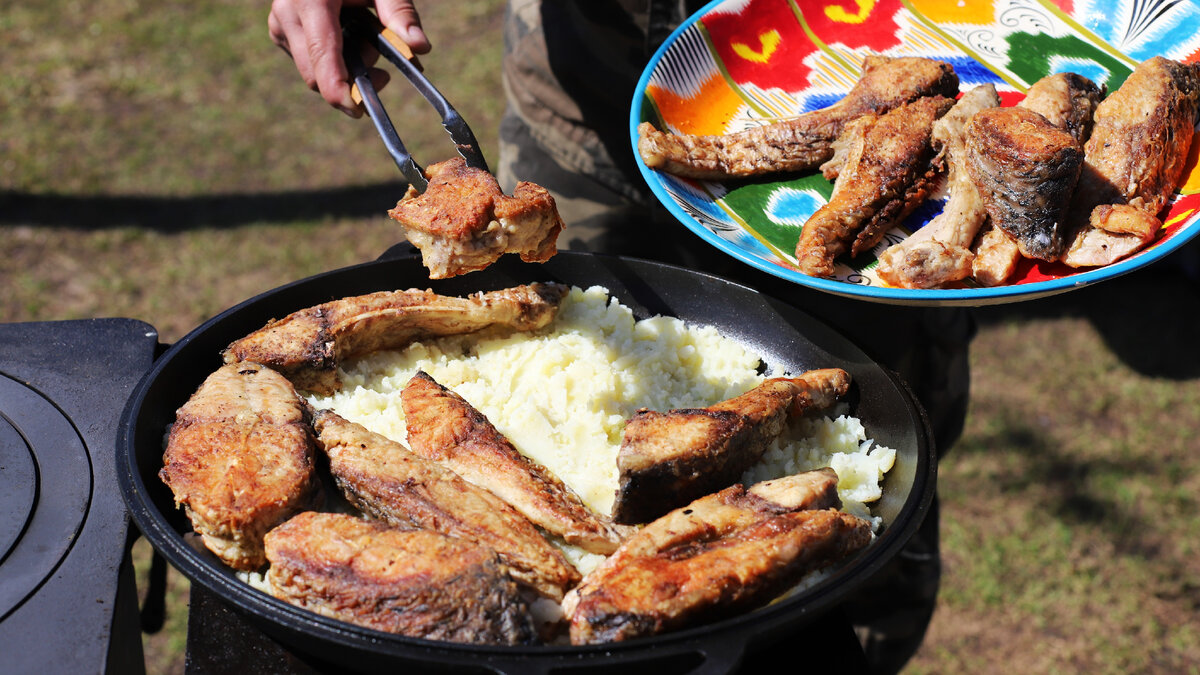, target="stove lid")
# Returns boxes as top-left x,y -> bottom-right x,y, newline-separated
0,373 -> 91,618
